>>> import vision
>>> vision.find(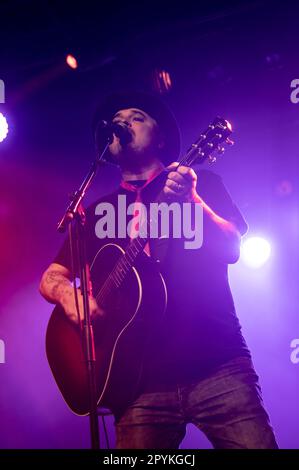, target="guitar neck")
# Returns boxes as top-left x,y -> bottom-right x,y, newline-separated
100,117 -> 233,292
